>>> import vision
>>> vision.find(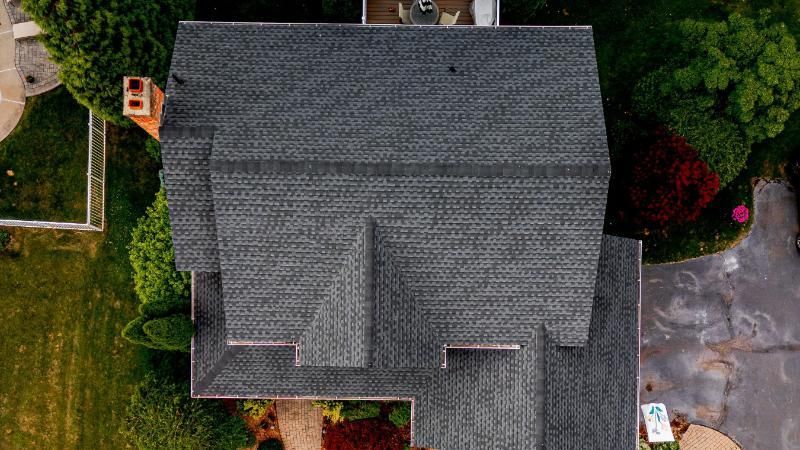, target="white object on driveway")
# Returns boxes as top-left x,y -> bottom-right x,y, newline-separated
12,22 -> 42,40
641,403 -> 676,443
469,0 -> 495,25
